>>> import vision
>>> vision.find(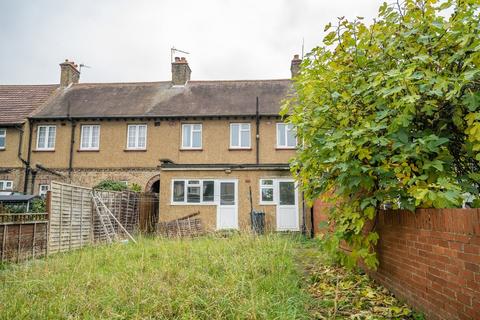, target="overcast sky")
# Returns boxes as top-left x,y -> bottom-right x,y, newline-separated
0,0 -> 385,84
